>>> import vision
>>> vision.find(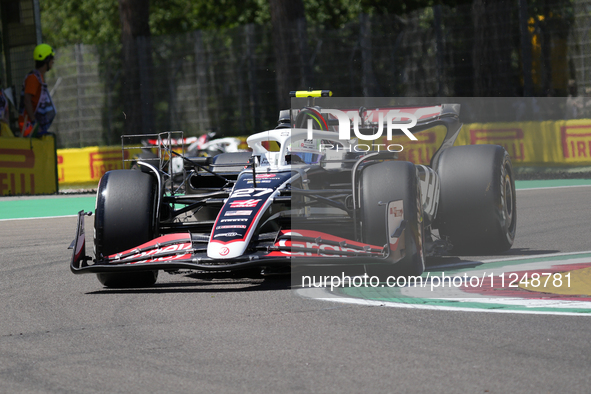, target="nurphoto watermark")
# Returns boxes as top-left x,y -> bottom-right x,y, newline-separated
305,108 -> 418,141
